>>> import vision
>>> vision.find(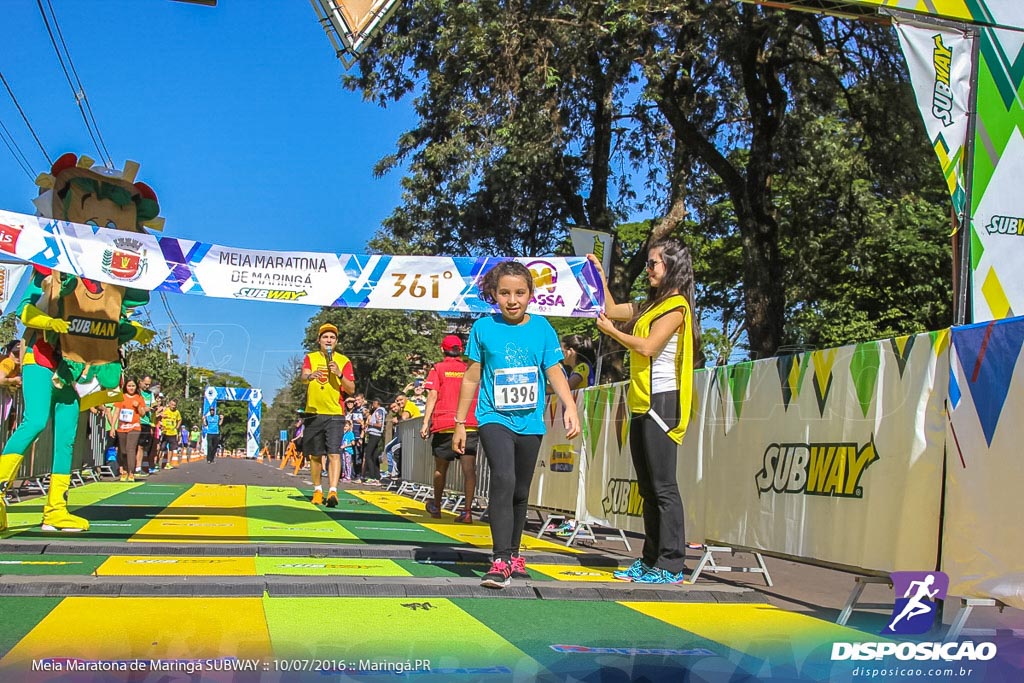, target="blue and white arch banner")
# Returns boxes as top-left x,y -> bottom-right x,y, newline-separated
203,386 -> 263,459
0,209 -> 604,318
